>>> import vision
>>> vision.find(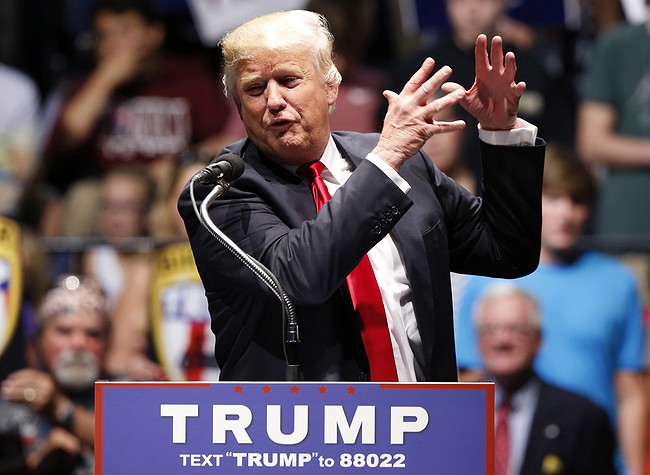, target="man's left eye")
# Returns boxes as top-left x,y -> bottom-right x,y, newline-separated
245,83 -> 265,96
